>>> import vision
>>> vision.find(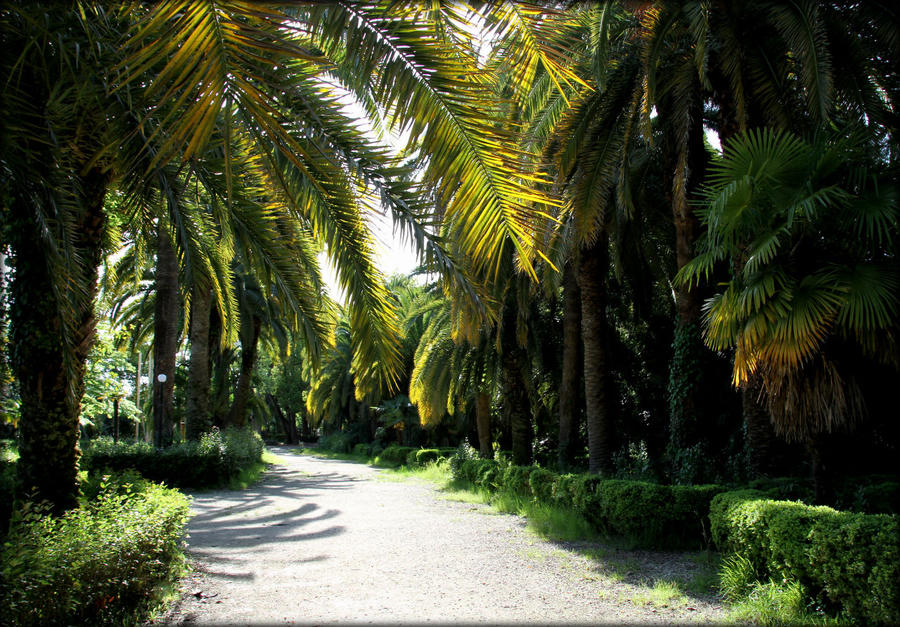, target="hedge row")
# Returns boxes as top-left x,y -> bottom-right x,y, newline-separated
345,444 -> 455,468
80,428 -> 264,489
450,455 -> 724,549
710,490 -> 900,623
710,490 -> 899,623
0,477 -> 191,625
